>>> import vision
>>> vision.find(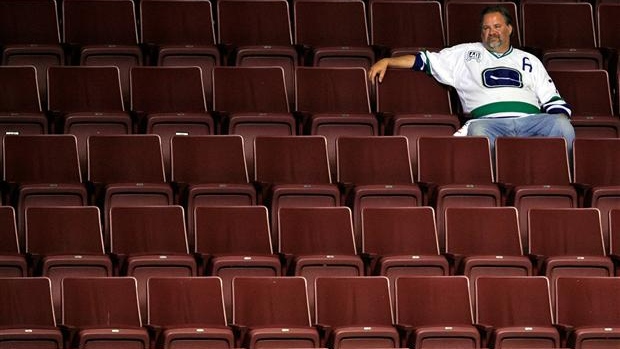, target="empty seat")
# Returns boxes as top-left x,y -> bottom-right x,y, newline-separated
522,2 -> 602,70
87,134 -> 173,248
213,66 -> 296,180
109,206 -> 197,320
140,0 -> 220,109
418,136 -> 501,250
370,0 -> 444,57
475,276 -> 560,349
294,0 -> 374,68
446,1 -> 521,47
361,207 -> 449,303
0,206 -> 26,277
147,277 -> 235,349
47,66 -> 132,174
555,277 -> 620,349
0,0 -> 64,106
445,207 -> 532,296
278,207 -> 364,321
573,138 -> 620,254
61,277 -> 150,349
254,136 -> 340,250
194,206 -> 281,321
336,136 -> 422,251
3,134 -> 87,252
232,276 -> 320,349
315,276 -> 399,349
395,276 -> 480,349
63,0 -> 143,108
495,137 -> 577,252
217,0 -> 297,109
376,69 -> 460,177
130,66 -> 214,178
171,135 -> 256,250
528,208 -> 613,300
0,66 -> 48,171
0,277 -> 63,348
25,206 -> 112,322
295,66 -> 379,176
548,69 -> 620,138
